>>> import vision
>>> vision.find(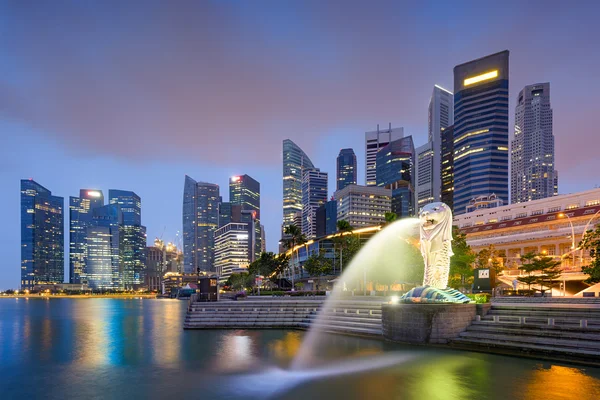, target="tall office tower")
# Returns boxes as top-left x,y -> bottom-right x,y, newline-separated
376,136 -> 415,218
109,190 -> 146,288
441,125 -> 455,210
415,143 -> 434,208
301,169 -> 328,239
283,139 -> 315,227
336,148 -> 357,191
453,50 -> 510,214
316,199 -> 337,237
416,85 -> 454,209
335,184 -> 392,228
214,210 -> 256,283
229,174 -> 261,258
86,204 -> 122,289
553,170 -> 559,196
260,225 -> 266,253
182,176 -> 220,273
219,201 -> 232,228
365,124 -> 404,186
511,83 -> 555,203
69,189 -> 104,284
20,179 -> 64,290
